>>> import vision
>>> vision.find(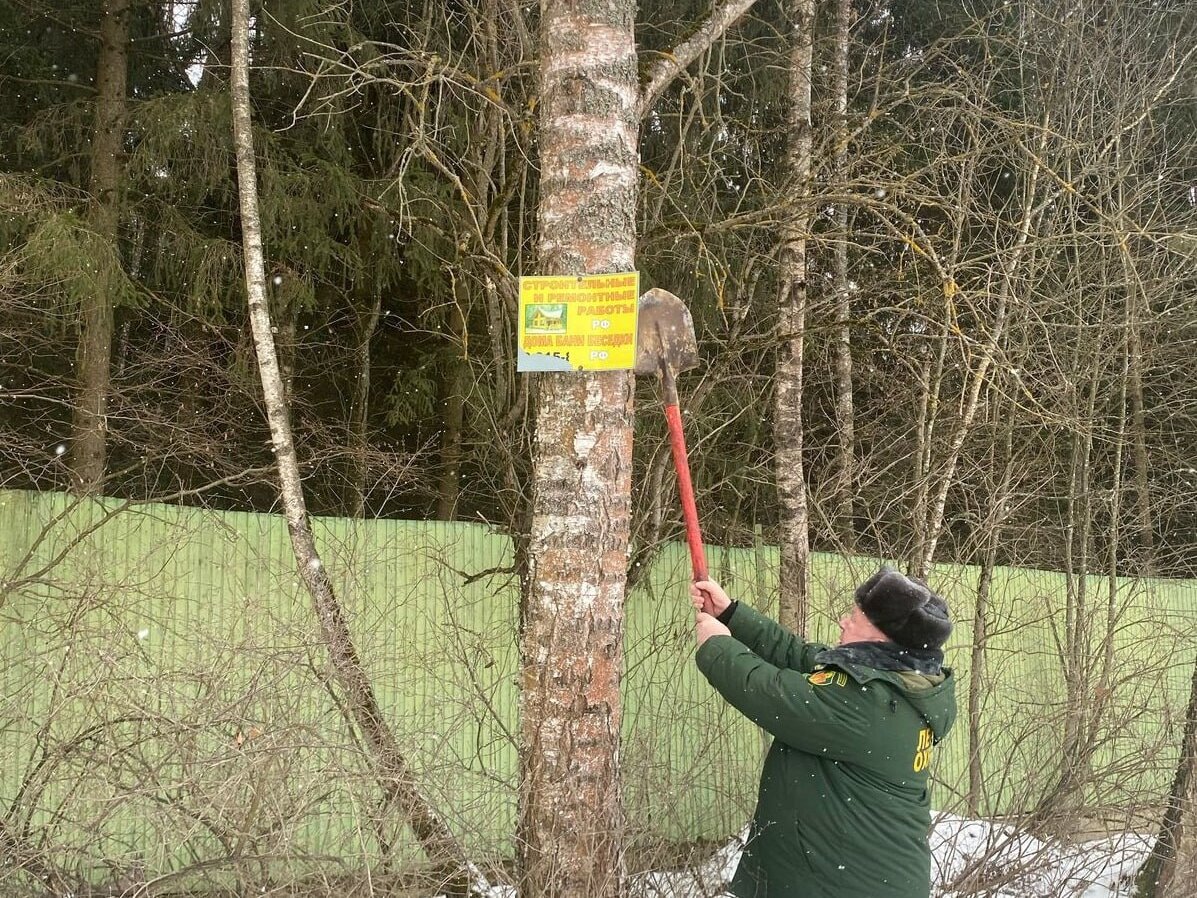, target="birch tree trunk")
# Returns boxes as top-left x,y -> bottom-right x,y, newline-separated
829,0 -> 856,550
773,0 -> 815,634
517,1 -> 638,894
70,0 -> 129,495
229,4 -> 482,892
